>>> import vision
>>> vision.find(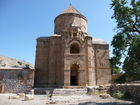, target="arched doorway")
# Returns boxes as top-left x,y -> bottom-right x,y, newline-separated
70,64 -> 79,86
